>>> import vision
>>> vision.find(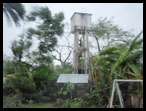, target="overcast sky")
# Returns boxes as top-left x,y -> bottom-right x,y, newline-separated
3,3 -> 143,65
